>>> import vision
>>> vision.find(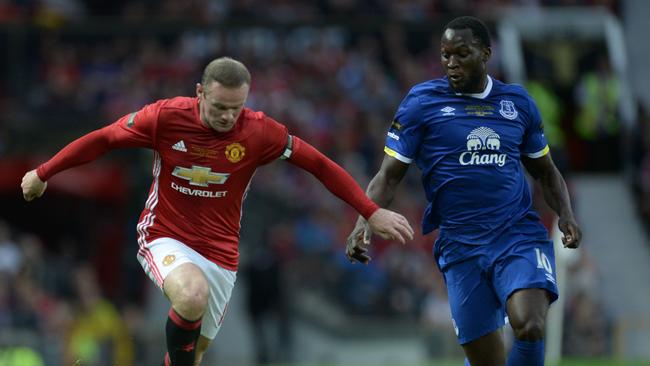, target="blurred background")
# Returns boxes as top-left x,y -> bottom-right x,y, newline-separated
0,0 -> 649,365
